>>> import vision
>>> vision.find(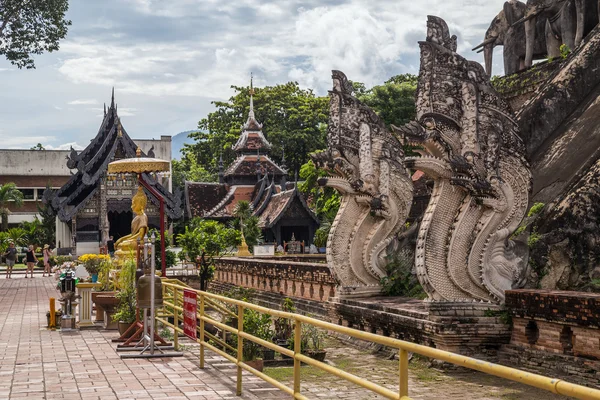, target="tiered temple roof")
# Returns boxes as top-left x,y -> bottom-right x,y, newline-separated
184,79 -> 318,234
46,90 -> 182,222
